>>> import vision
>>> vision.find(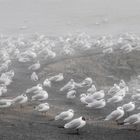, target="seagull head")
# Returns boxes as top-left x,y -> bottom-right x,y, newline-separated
37,84 -> 42,88
22,93 -> 27,97
117,106 -> 124,110
81,116 -> 86,121
44,103 -> 49,106
68,109 -> 74,113
80,93 -> 86,98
